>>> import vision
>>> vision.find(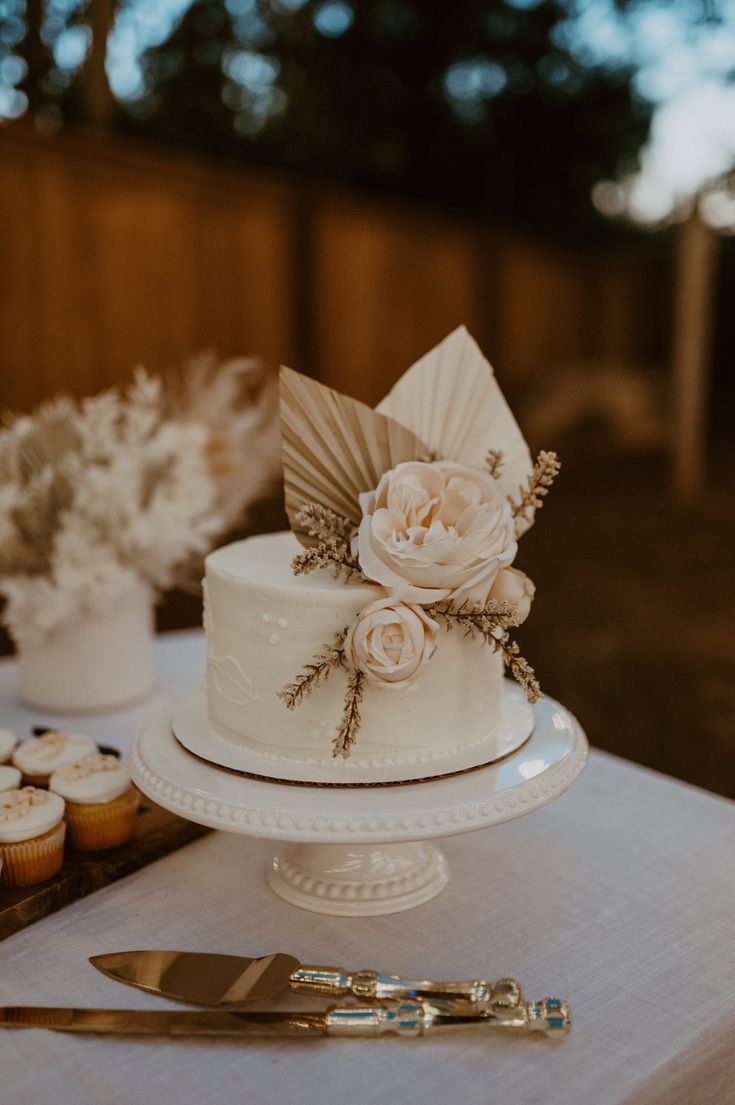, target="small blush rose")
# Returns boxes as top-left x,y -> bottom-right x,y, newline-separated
354,460 -> 517,606
488,567 -> 535,625
345,597 -> 439,689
